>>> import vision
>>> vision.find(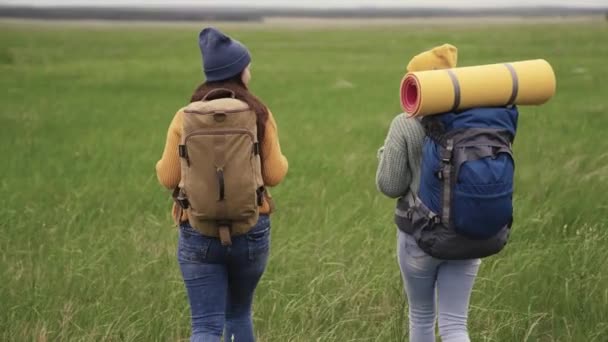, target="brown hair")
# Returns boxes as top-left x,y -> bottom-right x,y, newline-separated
190,73 -> 269,155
